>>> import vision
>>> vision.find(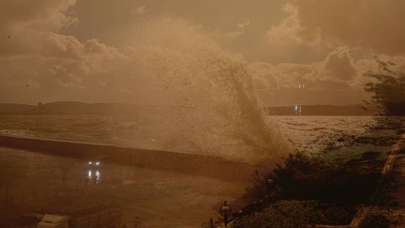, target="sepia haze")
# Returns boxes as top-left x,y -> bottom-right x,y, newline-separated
2,2 -> 405,228
1,0 -> 405,160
